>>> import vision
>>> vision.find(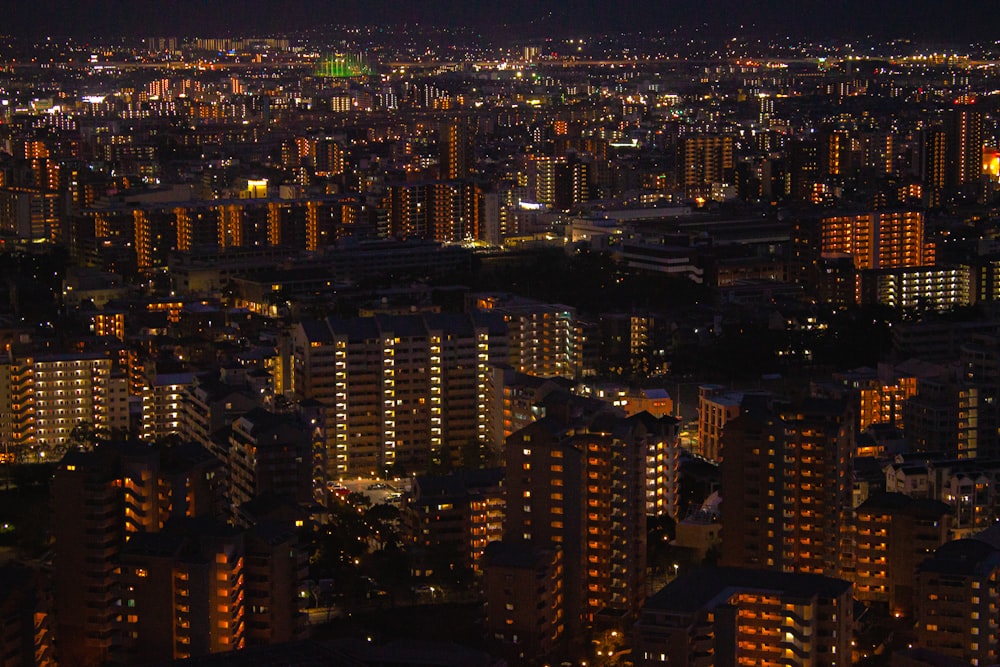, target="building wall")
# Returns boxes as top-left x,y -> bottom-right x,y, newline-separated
853,494 -> 951,617
505,420 -> 647,632
52,454 -> 122,667
483,542 -> 563,661
915,539 -> 1000,666
291,313 -> 505,477
720,400 -> 854,578
635,570 -> 853,667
